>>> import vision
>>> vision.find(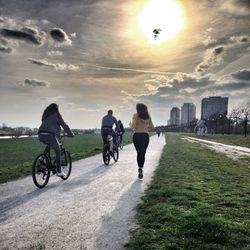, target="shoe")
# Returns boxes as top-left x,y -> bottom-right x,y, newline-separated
138,168 -> 143,179
56,171 -> 66,177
